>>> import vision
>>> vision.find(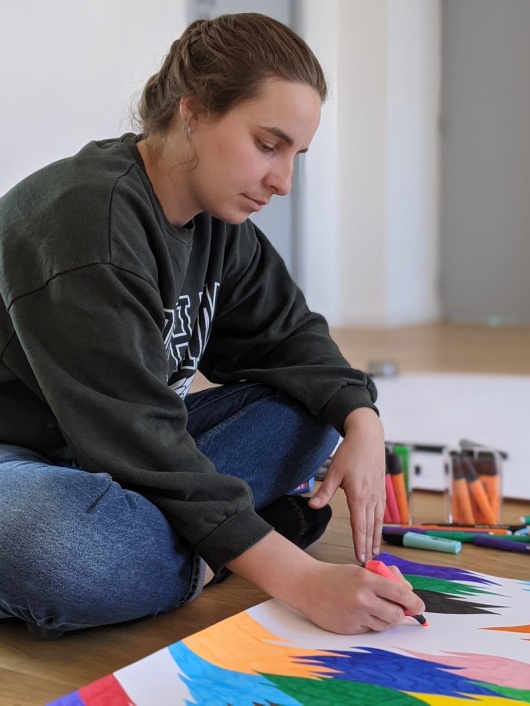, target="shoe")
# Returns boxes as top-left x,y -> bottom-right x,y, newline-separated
258,494 -> 332,550
209,566 -> 233,585
207,496 -> 332,587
